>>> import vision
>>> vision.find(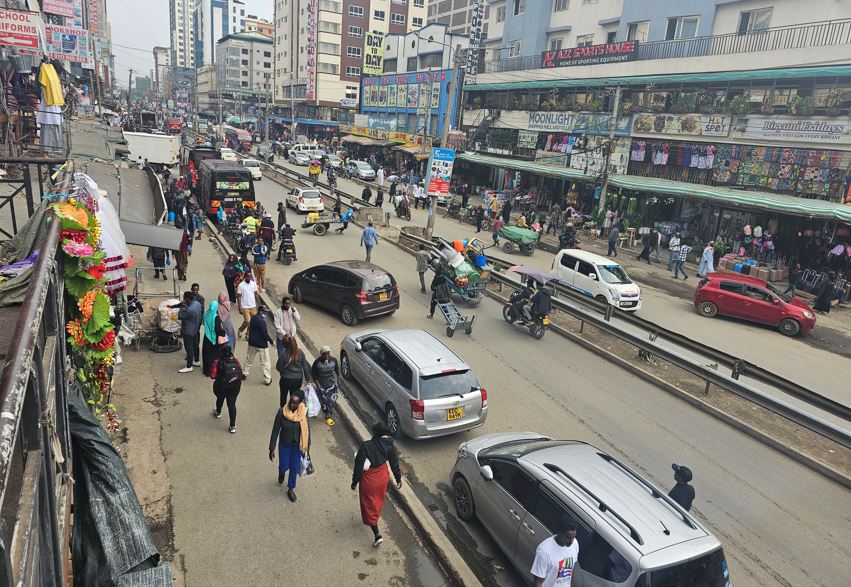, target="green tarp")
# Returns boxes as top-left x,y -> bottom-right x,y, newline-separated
500,226 -> 540,245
